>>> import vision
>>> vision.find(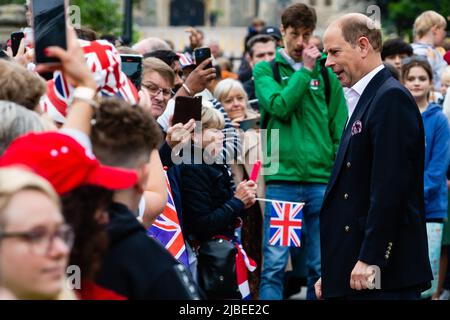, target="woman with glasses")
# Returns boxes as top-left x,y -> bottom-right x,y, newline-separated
0,167 -> 74,300
402,58 -> 450,299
